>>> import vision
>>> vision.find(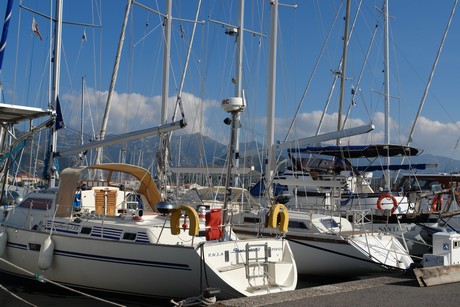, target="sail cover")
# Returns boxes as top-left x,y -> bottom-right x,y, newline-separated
287,144 -> 420,159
